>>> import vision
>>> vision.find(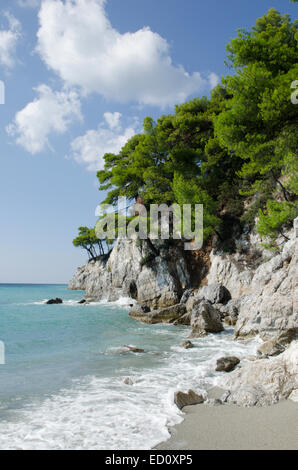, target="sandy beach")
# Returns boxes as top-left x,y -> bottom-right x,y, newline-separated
157,400 -> 298,450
